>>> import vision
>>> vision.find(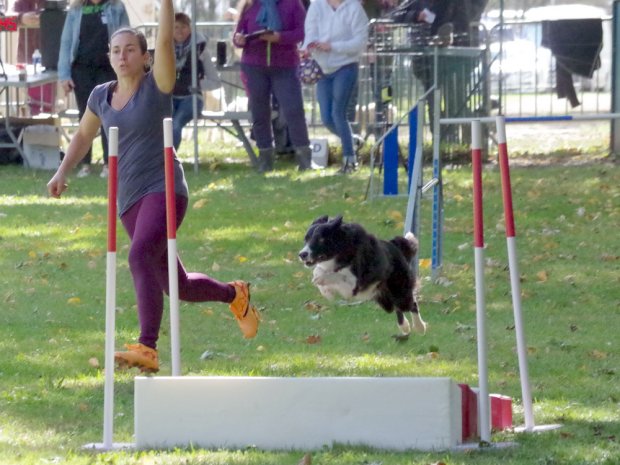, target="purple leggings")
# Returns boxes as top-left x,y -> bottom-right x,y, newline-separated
121,192 -> 235,349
